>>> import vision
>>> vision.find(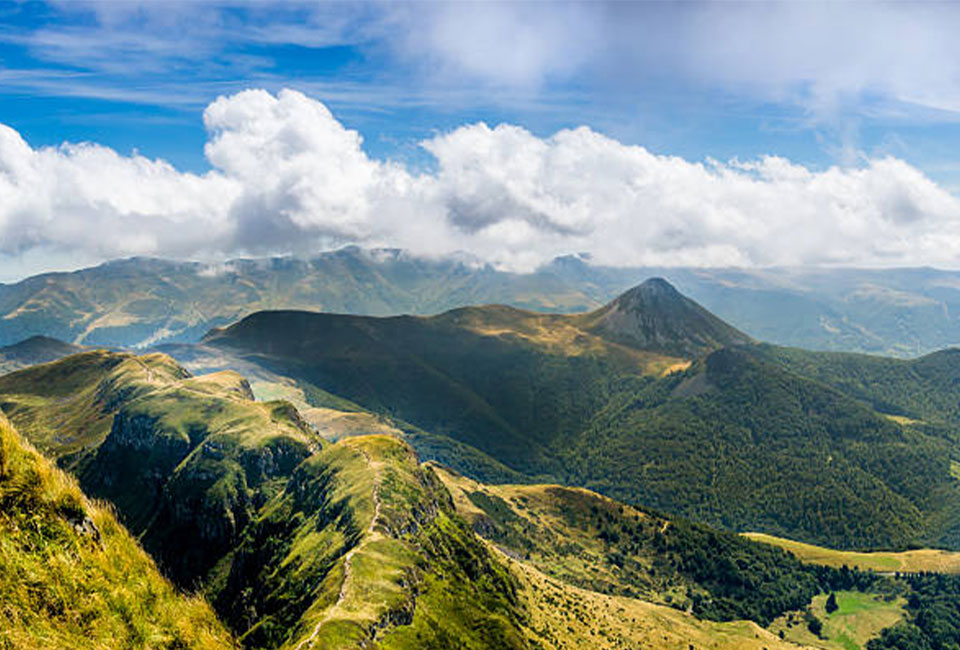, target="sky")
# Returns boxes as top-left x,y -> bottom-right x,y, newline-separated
3,1 -> 960,280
